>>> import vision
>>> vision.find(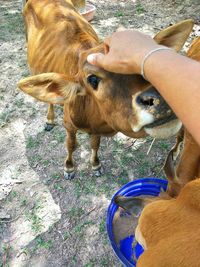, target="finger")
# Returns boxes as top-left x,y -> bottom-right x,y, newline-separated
87,53 -> 105,67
